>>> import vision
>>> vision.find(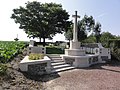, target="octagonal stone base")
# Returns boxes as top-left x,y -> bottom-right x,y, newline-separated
65,49 -> 86,56
61,54 -> 99,67
70,41 -> 81,49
